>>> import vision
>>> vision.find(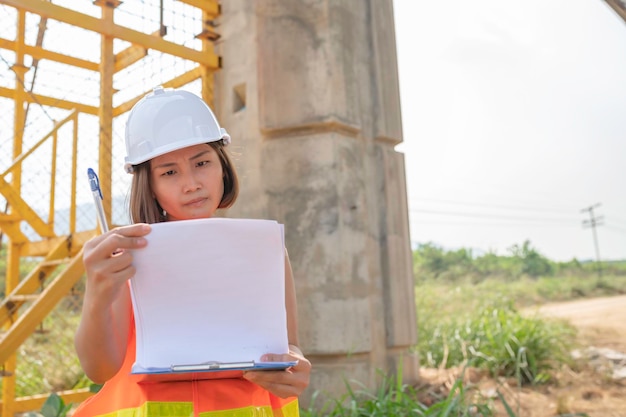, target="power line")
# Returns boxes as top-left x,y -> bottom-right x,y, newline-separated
605,223 -> 626,235
410,198 -> 581,215
409,220 -> 578,228
409,208 -> 579,223
409,202 -> 626,230
603,211 -> 626,226
581,203 -> 604,278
